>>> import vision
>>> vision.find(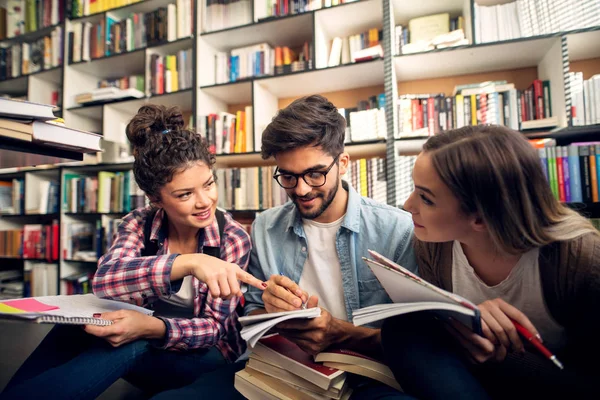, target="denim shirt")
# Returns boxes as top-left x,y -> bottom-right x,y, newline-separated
244,182 -> 418,322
